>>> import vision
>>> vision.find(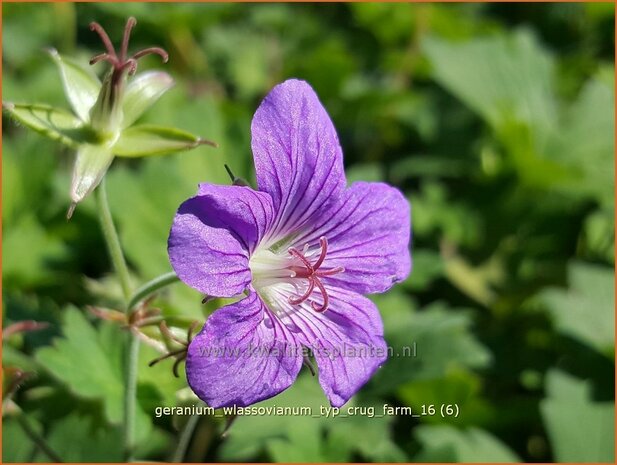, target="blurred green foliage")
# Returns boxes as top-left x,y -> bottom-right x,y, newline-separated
2,3 -> 614,463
